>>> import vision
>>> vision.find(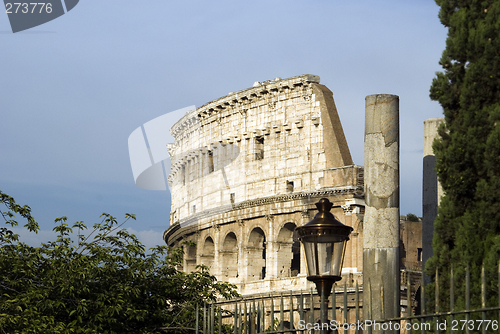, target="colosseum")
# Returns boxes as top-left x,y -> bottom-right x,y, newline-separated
163,74 -> 366,297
